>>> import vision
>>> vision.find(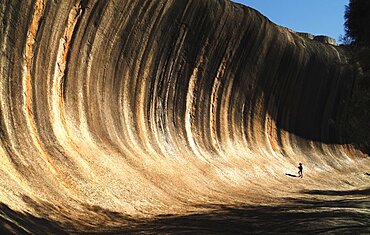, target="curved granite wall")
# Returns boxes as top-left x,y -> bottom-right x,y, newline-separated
0,0 -> 369,232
